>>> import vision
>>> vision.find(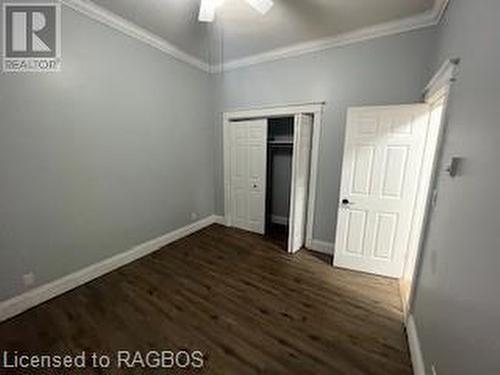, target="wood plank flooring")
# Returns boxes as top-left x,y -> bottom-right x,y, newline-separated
0,224 -> 412,374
